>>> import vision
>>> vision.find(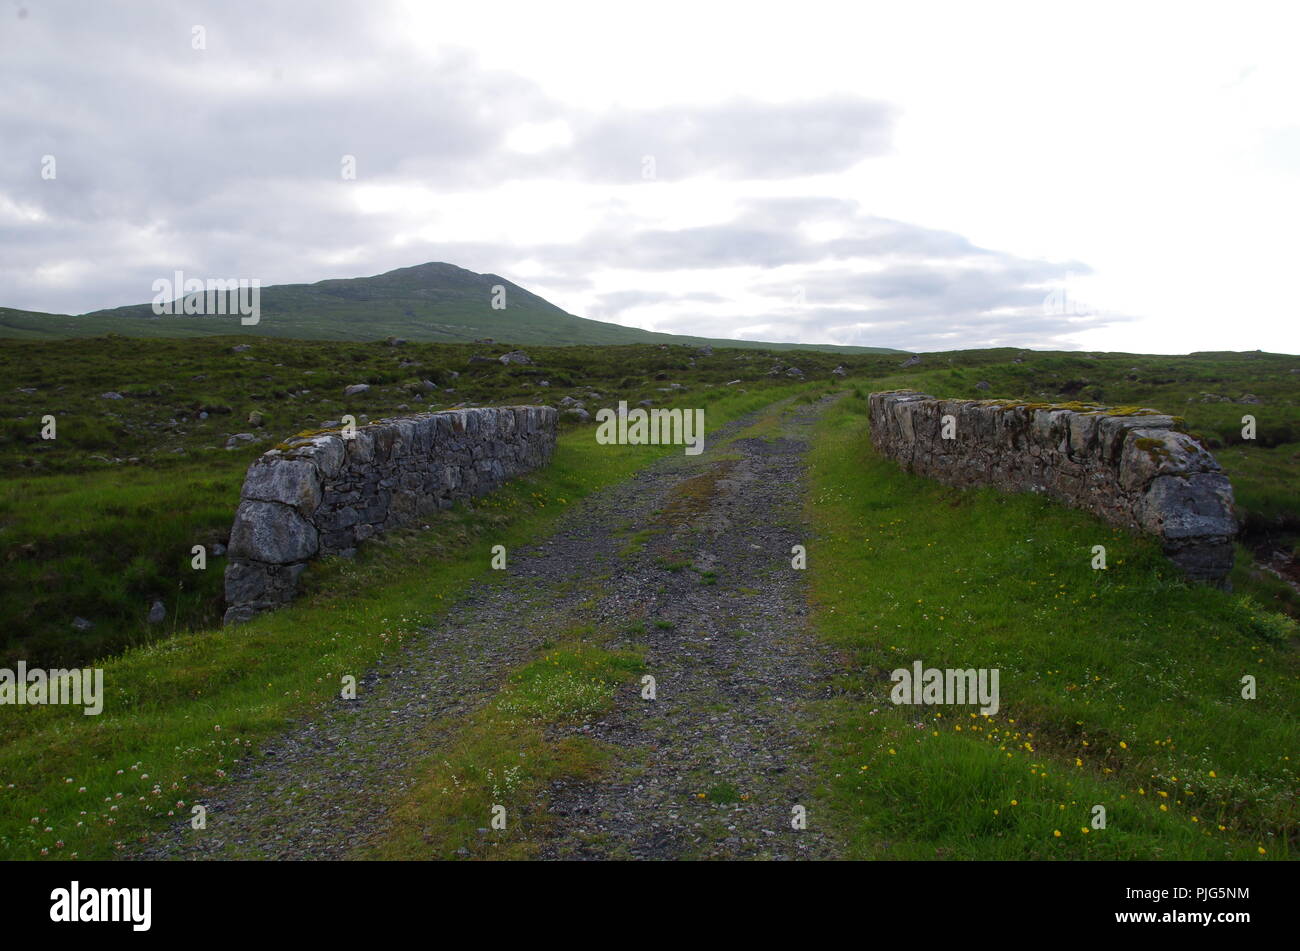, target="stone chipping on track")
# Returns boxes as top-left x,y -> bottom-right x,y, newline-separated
138,394 -> 844,860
